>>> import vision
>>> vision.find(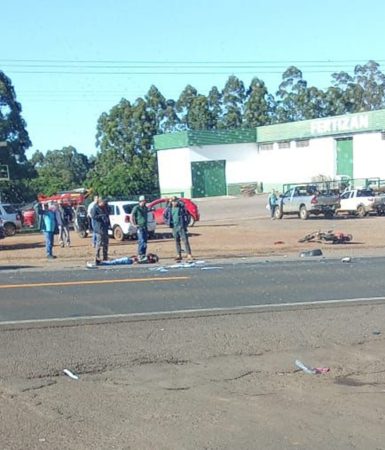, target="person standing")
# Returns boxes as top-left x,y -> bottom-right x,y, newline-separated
131,195 -> 148,262
57,201 -> 73,247
163,196 -> 193,262
91,198 -> 110,264
268,190 -> 278,219
87,194 -> 99,247
38,202 -> 57,259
